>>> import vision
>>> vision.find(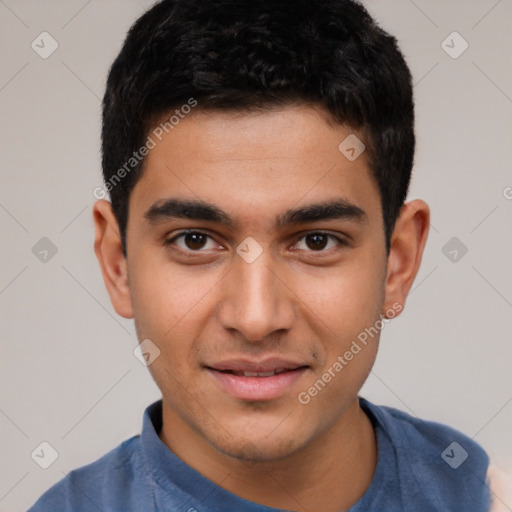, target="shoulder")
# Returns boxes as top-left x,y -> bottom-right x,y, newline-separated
360,398 -> 491,510
373,405 -> 488,454
27,435 -> 143,512
364,399 -> 489,466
